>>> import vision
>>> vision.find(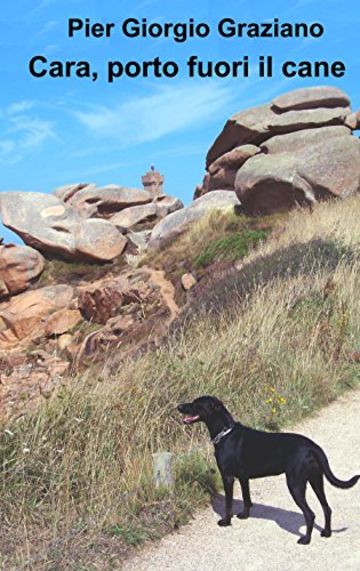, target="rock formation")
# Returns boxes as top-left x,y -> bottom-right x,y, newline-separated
0,182 -> 183,262
196,86 -> 360,214
142,165 -> 164,196
2,86 -> 360,421
55,183 -> 153,218
0,192 -> 127,262
0,243 -> 45,299
149,191 -> 240,249
0,265 -> 180,419
109,195 -> 183,232
0,284 -> 75,349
